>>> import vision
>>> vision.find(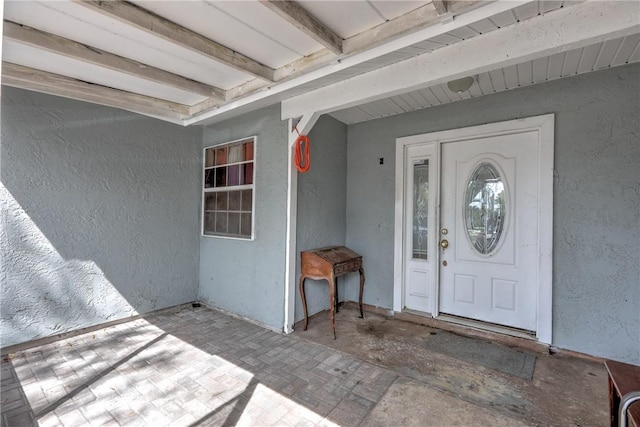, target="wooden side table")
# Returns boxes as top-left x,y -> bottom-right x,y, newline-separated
299,246 -> 365,338
605,360 -> 640,427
